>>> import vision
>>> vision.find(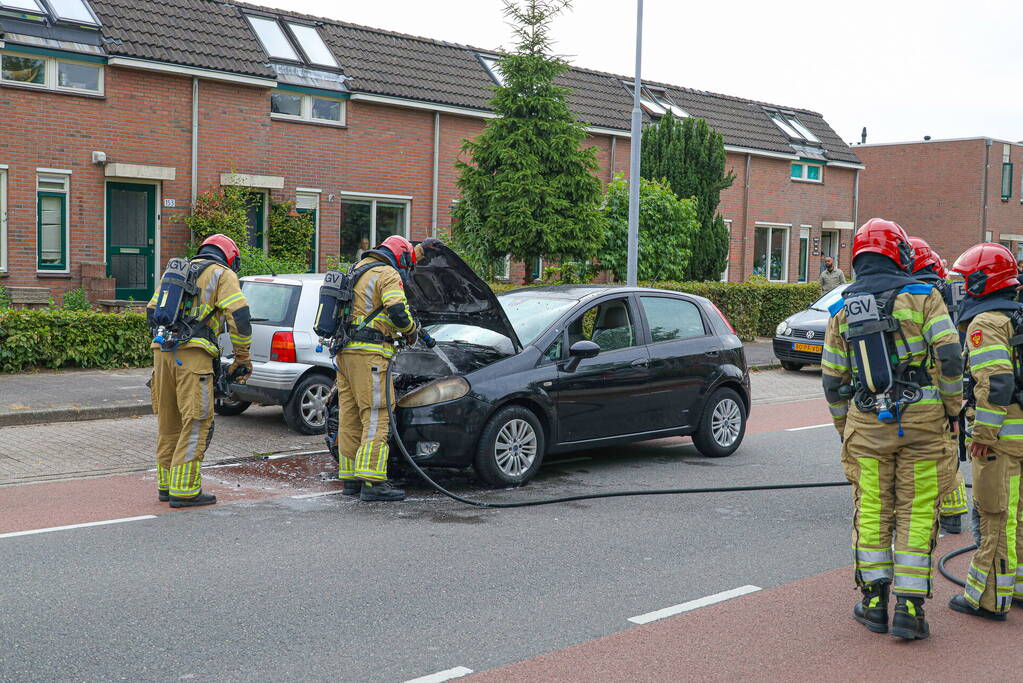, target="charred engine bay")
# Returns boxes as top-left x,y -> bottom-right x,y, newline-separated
392,343 -> 505,395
